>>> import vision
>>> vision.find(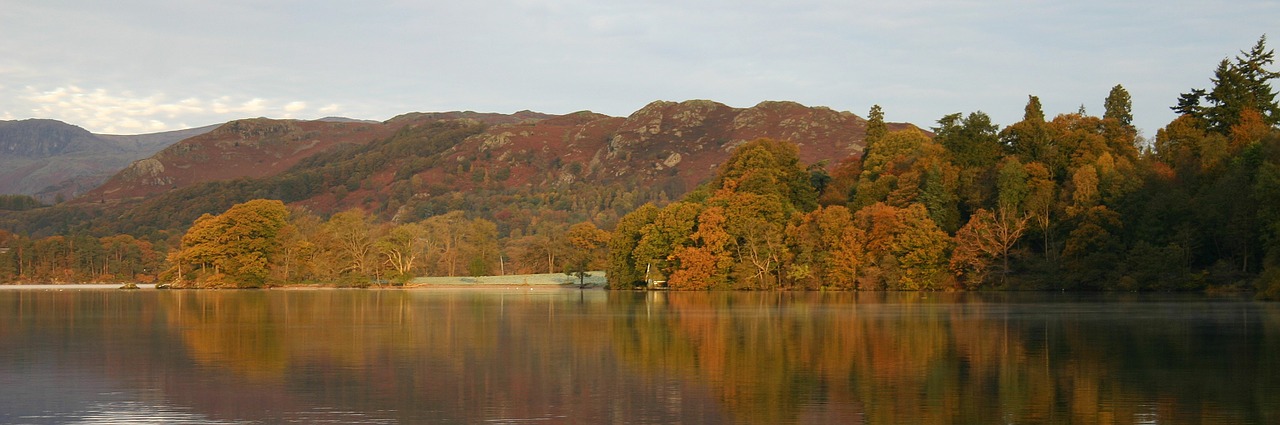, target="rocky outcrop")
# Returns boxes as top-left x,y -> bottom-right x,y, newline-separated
425,99 -> 912,197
